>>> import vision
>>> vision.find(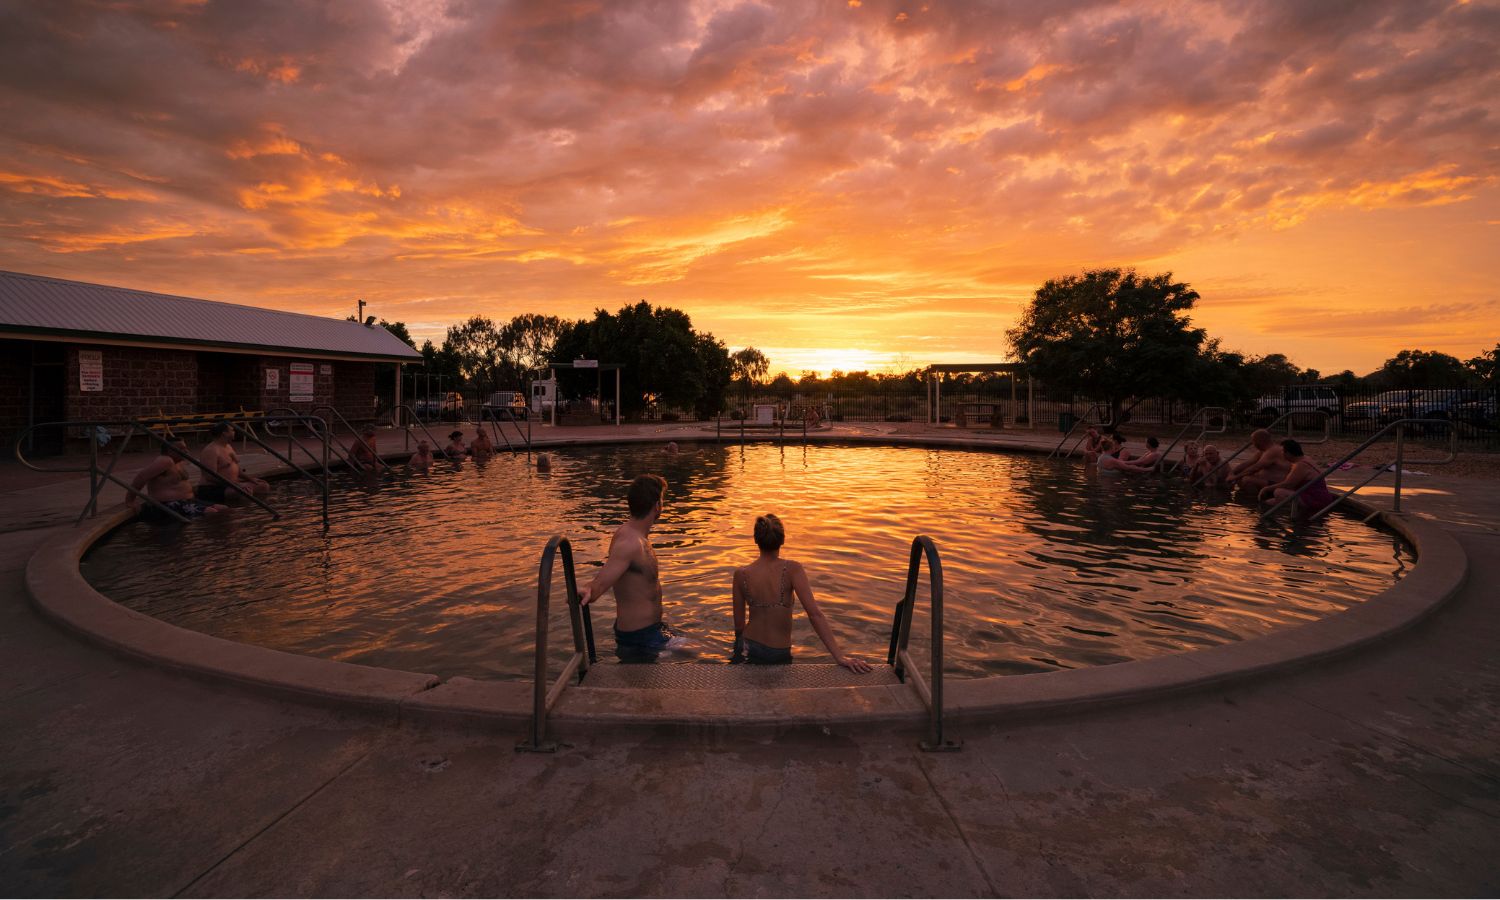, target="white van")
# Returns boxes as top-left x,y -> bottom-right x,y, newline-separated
1254,385 -> 1341,419
530,379 -> 559,415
